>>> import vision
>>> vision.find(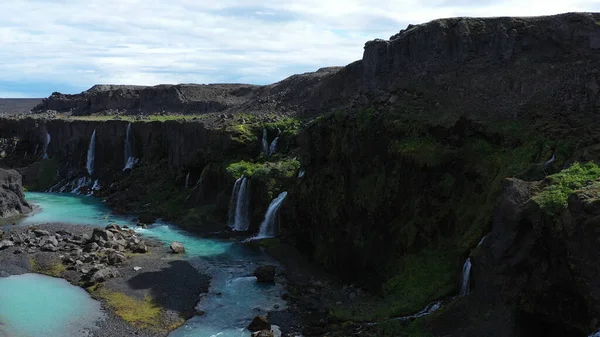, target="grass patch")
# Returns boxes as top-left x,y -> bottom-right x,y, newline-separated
93,289 -> 171,331
390,136 -> 452,166
533,162 -> 600,211
29,256 -> 66,277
